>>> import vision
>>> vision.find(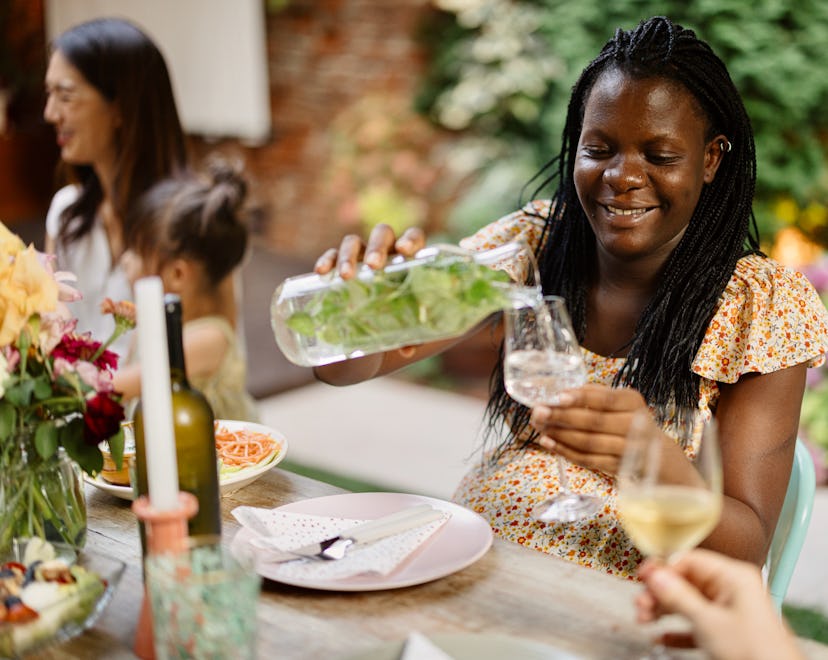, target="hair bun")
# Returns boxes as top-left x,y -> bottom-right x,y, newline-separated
203,156 -> 248,217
